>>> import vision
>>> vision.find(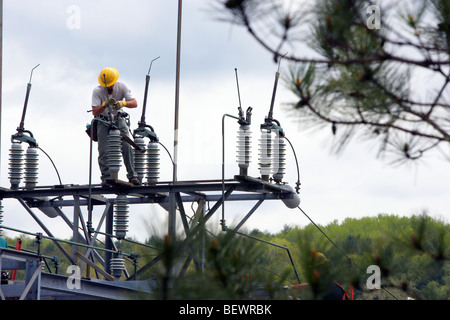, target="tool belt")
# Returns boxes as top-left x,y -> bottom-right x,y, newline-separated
96,111 -> 129,122
85,112 -> 130,142
85,120 -> 98,141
